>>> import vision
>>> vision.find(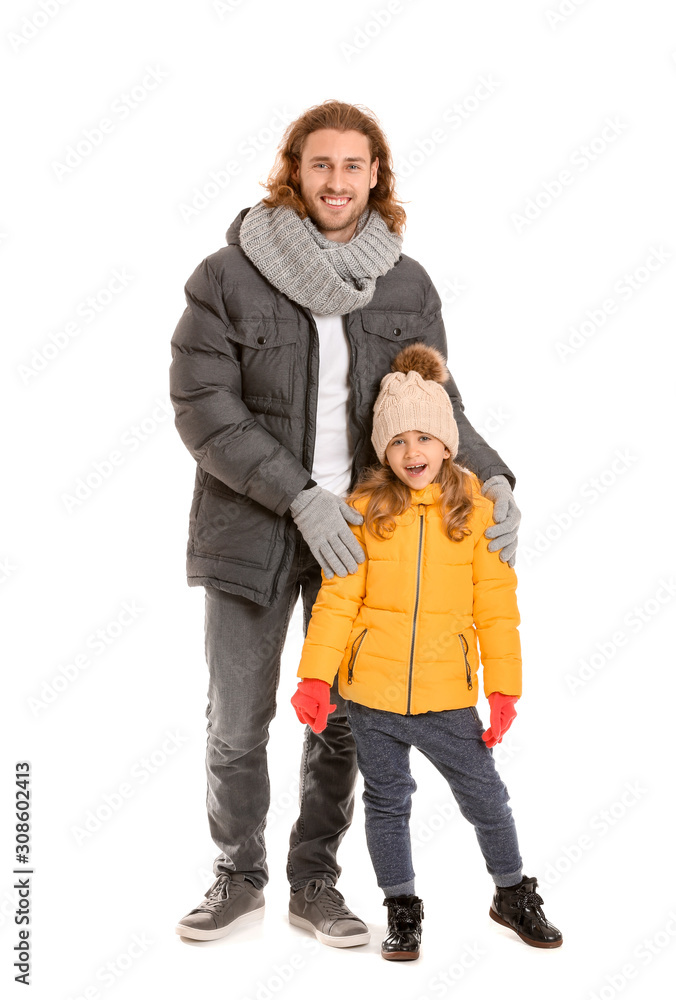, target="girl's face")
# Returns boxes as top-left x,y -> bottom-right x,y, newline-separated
384,430 -> 451,488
